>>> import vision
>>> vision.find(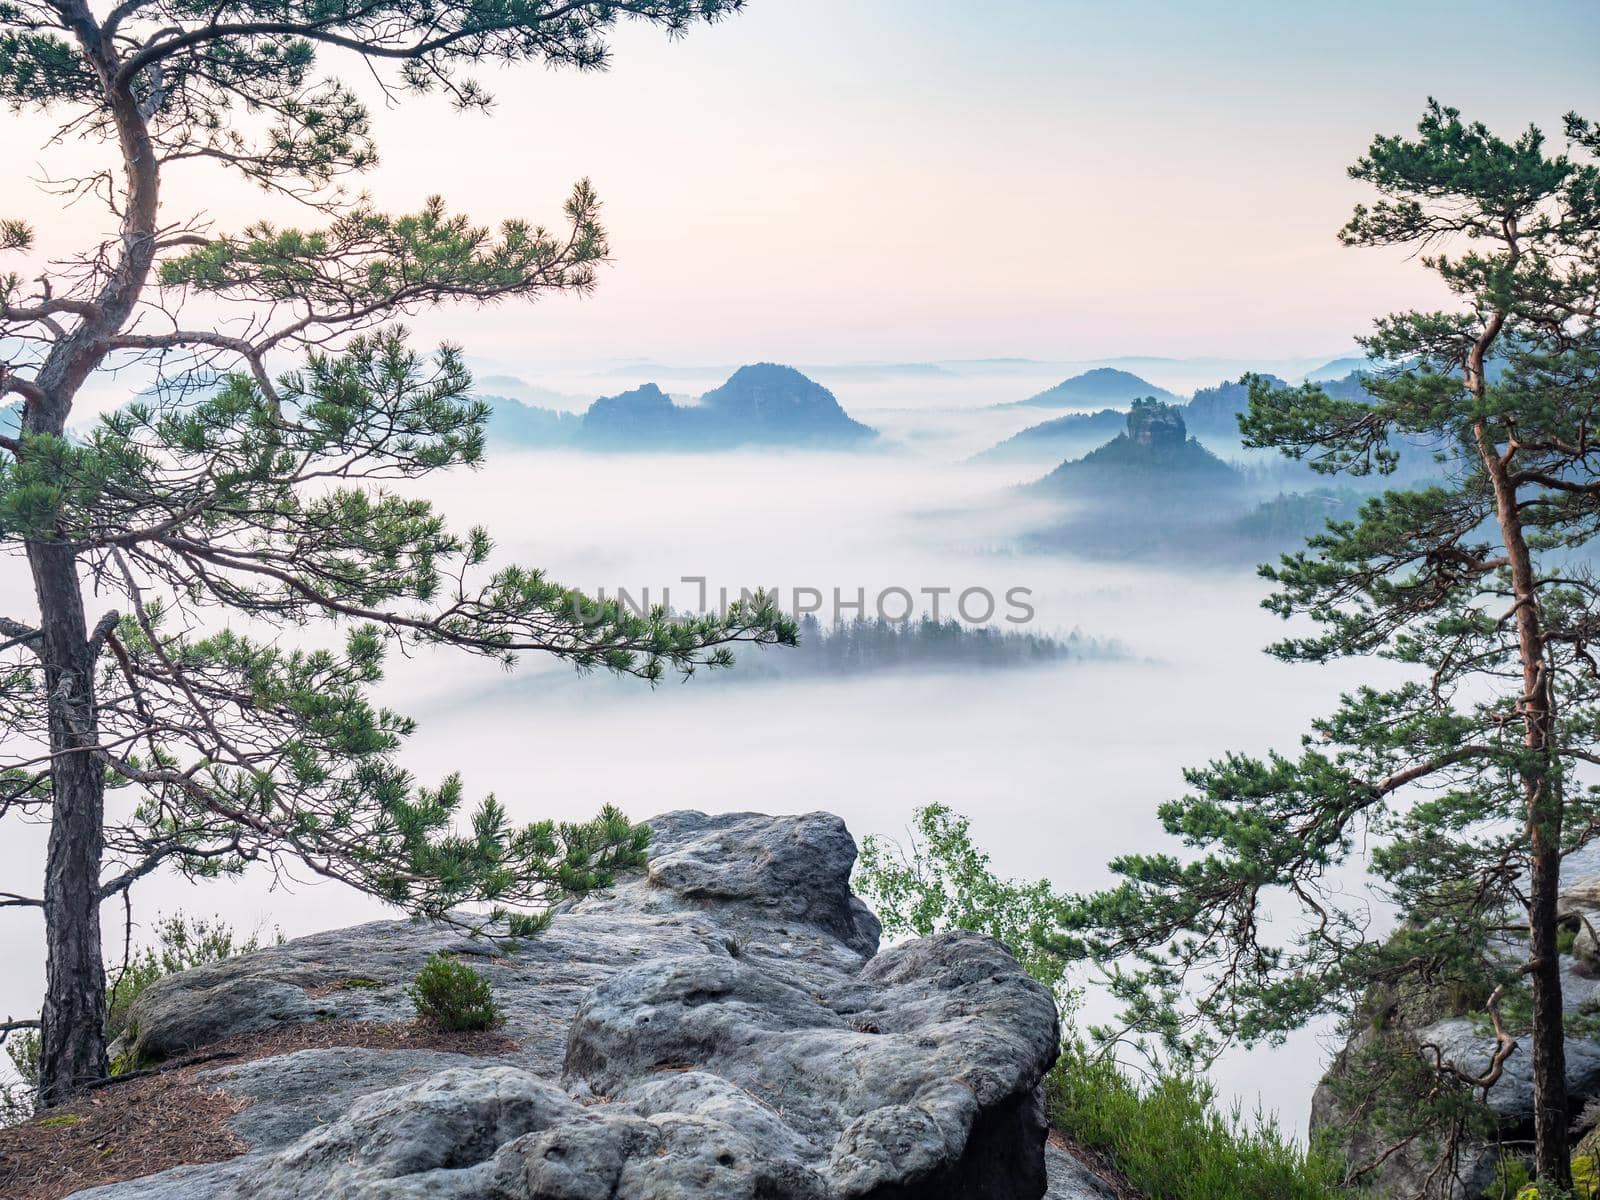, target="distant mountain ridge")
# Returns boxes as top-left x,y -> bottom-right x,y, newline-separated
1019,399 -> 1352,563
700,363 -> 877,441
486,363 -> 877,451
1003,367 -> 1178,409
1304,356 -> 1371,382
1182,375 -> 1290,437
483,398 -> 584,445
976,369 -> 1368,463
971,407 -> 1129,463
